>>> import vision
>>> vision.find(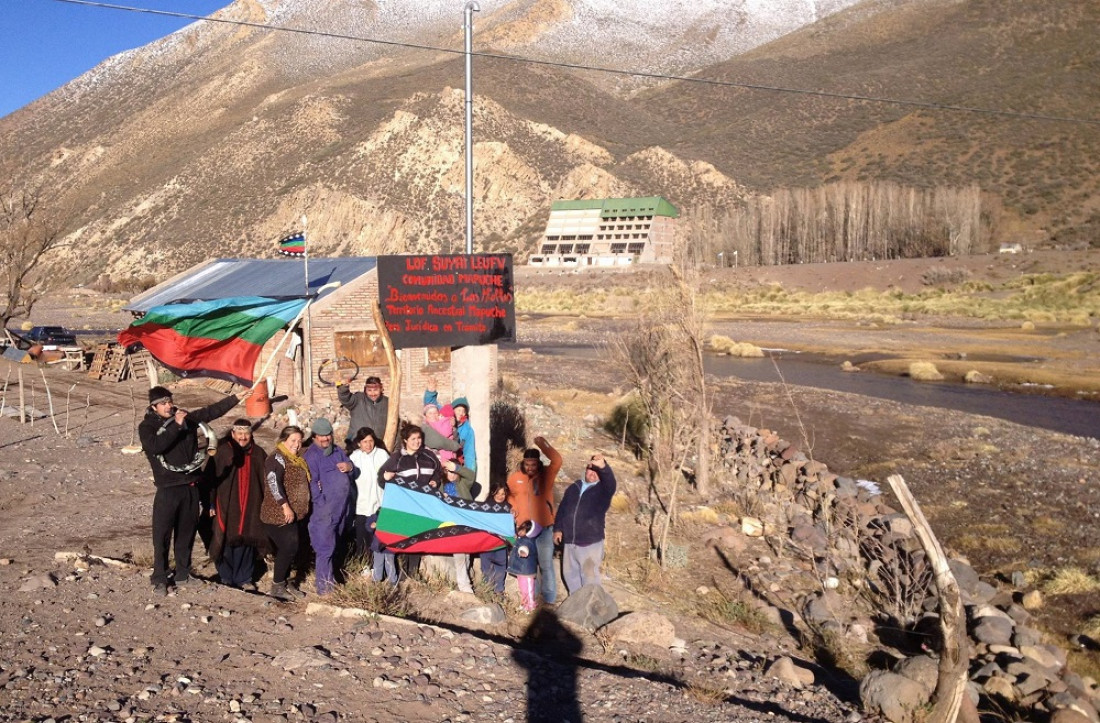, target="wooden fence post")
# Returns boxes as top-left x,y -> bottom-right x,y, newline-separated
887,474 -> 968,723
